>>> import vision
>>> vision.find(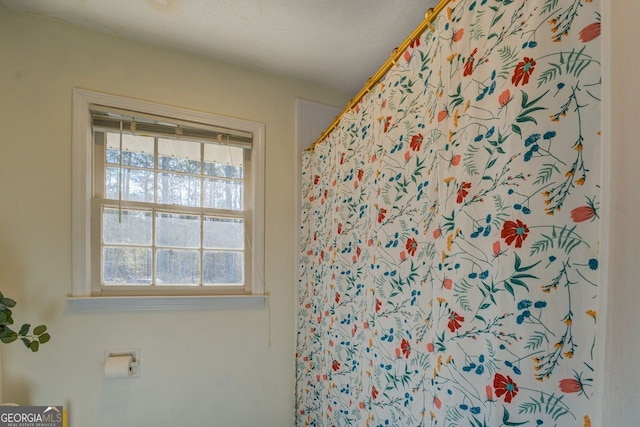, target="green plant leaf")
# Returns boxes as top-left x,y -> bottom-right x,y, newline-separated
19,323 -> 30,336
33,325 -> 47,335
525,331 -> 548,350
522,90 -> 549,109
1,298 -> 16,308
504,281 -> 515,298
471,415 -> 485,427
510,278 -> 529,290
0,331 -> 17,344
512,273 -> 538,280
515,115 -> 538,124
0,294 -> 49,351
491,12 -> 505,27
503,407 -> 528,426
512,124 -> 521,136
515,254 -> 541,272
